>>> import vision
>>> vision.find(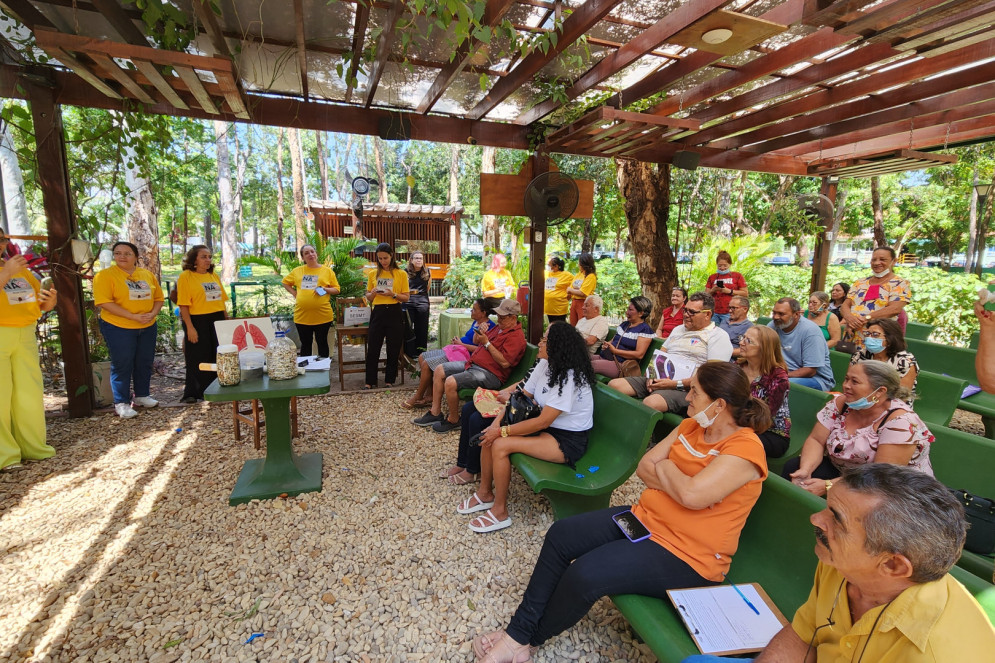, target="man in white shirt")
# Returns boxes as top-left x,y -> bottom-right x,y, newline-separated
574,294 -> 610,355
608,292 -> 733,415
